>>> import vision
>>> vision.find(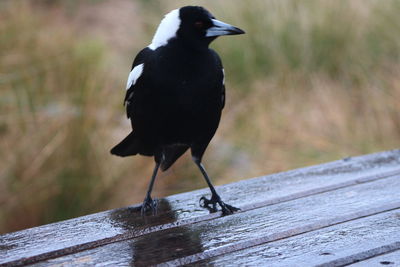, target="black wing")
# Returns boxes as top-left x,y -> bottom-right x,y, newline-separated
124,47 -> 153,118
210,49 -> 226,110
